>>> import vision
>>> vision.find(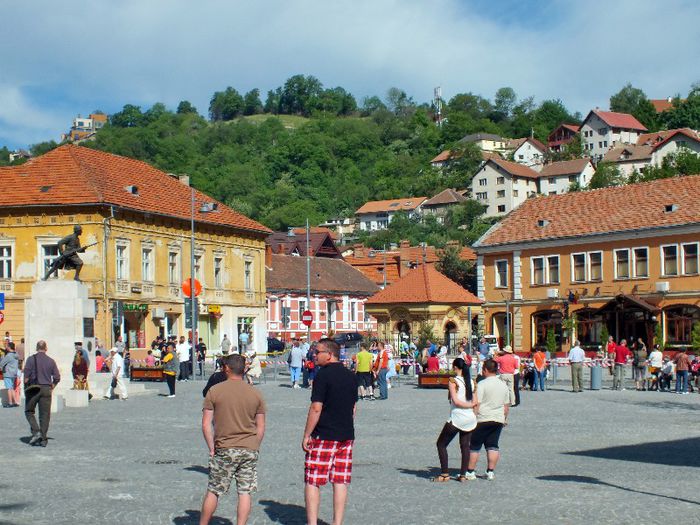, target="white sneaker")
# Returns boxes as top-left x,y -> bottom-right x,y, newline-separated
486,471 -> 495,481
463,471 -> 477,481
167,394 -> 175,398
